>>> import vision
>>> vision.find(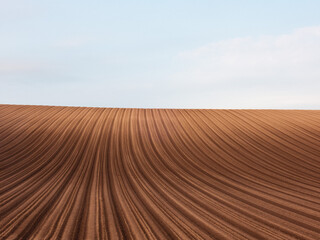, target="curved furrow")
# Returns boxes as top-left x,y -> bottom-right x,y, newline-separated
212,111 -> 320,187
202,110 -> 320,191
0,105 -> 320,239
183,110 -> 320,203
235,111 -> 320,164
1,108 -> 103,239
157,109 -> 320,239
177,110 -> 320,212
